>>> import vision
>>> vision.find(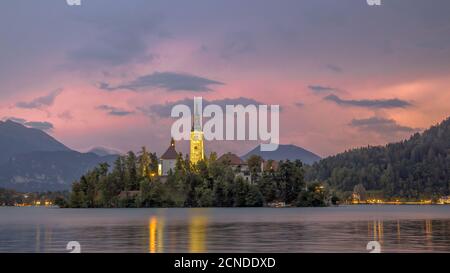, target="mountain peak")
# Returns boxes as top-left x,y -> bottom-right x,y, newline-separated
241,144 -> 321,165
87,146 -> 122,156
0,120 -> 71,164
